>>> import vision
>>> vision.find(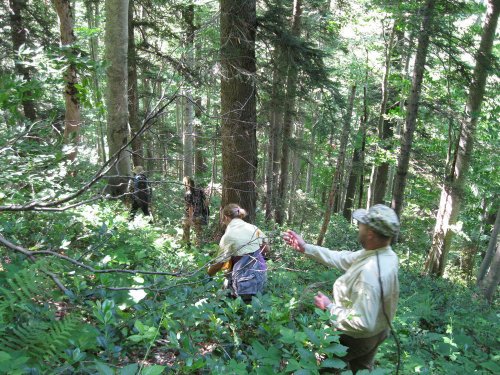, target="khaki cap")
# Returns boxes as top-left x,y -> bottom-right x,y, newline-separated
353,204 -> 400,237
